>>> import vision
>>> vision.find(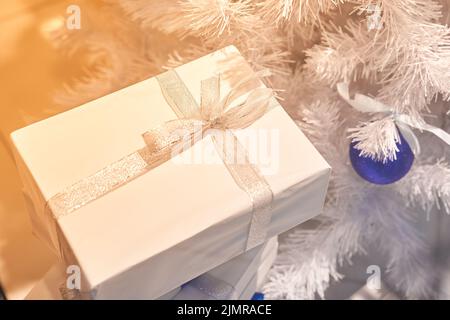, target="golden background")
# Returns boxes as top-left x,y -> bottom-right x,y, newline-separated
0,0 -> 104,299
